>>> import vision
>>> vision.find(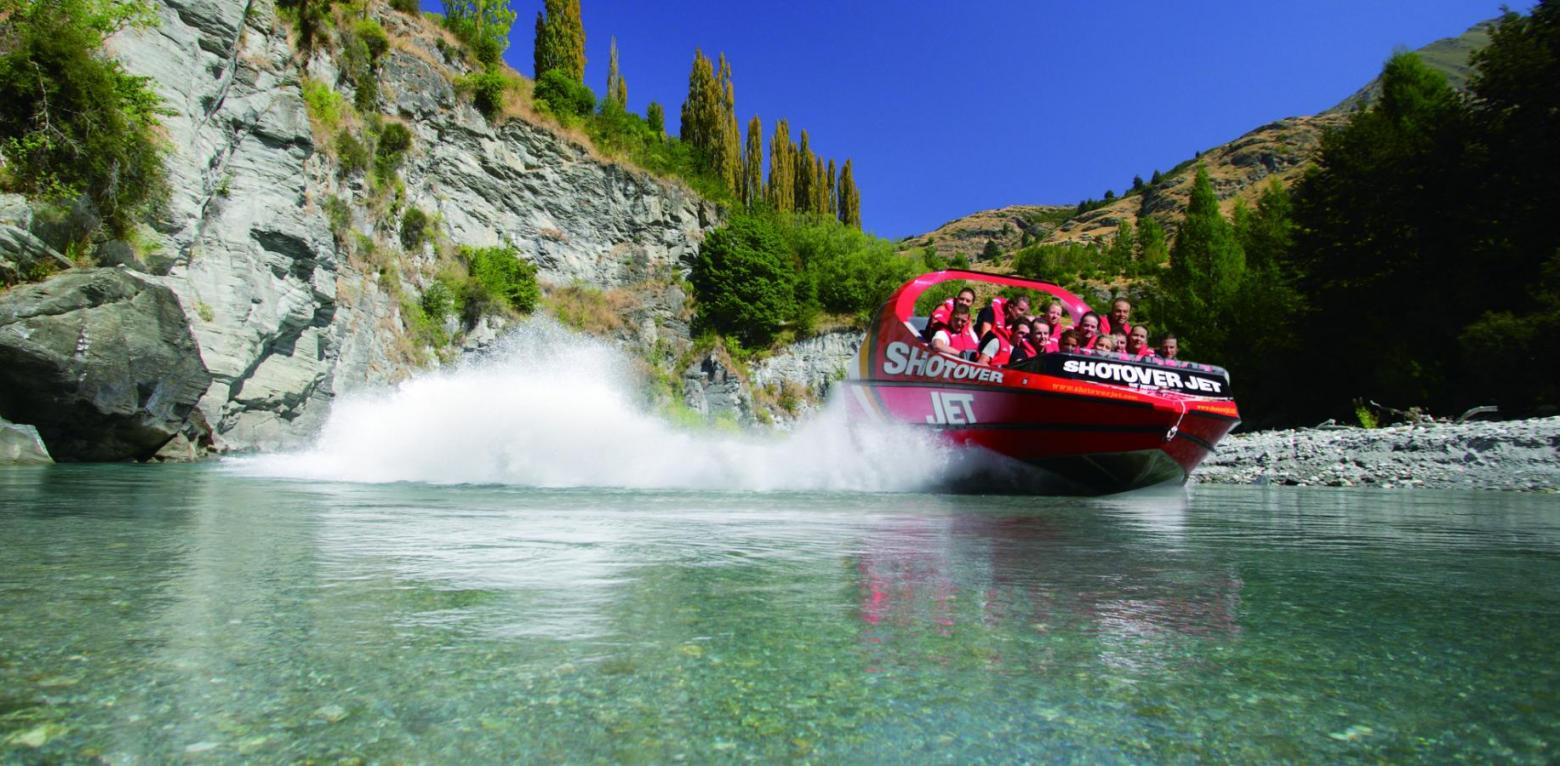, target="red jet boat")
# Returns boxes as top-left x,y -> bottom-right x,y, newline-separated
843,270 -> 1241,495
